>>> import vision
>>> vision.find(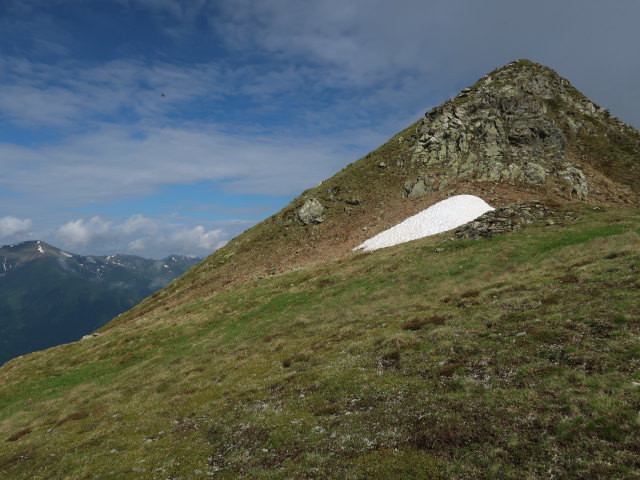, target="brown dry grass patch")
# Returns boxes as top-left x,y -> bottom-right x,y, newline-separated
402,314 -> 448,331
56,412 -> 89,426
5,428 -> 31,442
